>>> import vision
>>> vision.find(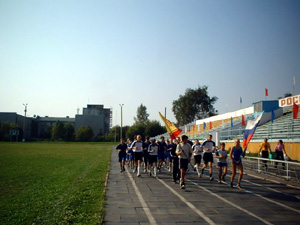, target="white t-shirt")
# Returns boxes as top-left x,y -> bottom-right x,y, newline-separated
216,149 -> 227,163
176,143 -> 193,159
130,141 -> 143,152
148,144 -> 159,156
201,140 -> 215,153
192,144 -> 203,156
